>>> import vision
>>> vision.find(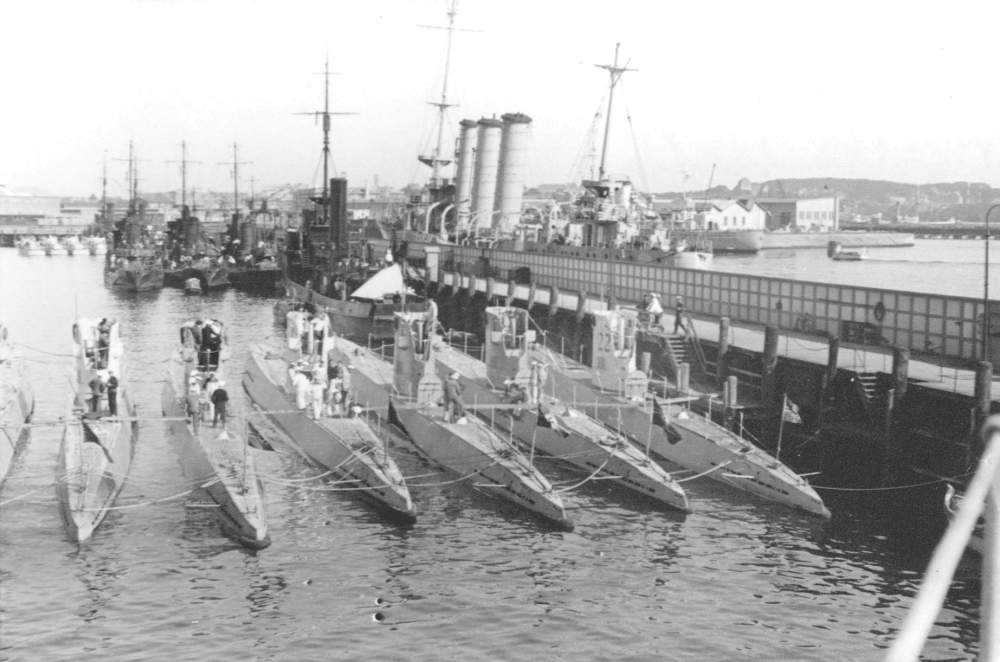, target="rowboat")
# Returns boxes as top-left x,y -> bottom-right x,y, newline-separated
432,307 -> 689,511
327,312 -> 573,530
243,320 -> 414,521
0,324 -> 34,487
161,319 -> 270,549
528,308 -> 830,518
56,318 -> 137,542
